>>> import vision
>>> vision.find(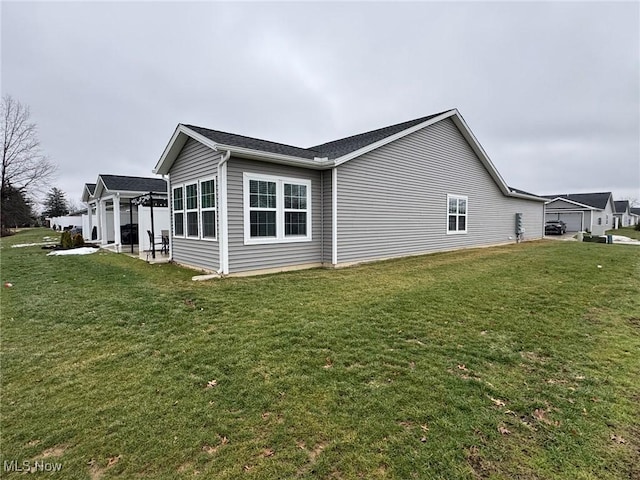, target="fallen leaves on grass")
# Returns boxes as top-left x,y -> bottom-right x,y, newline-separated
323,357 -> 333,369
107,455 -> 121,467
262,448 -> 275,457
610,434 -> 626,444
498,425 -> 511,435
206,379 -> 218,388
490,397 -> 506,407
533,408 -> 560,426
457,364 -> 468,371
202,436 -> 228,455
